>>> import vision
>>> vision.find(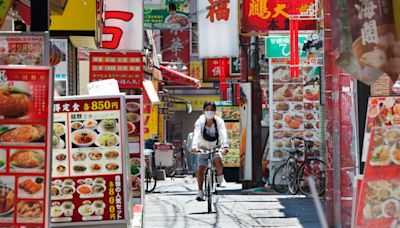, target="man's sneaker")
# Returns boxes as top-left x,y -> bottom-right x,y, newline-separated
196,191 -> 205,201
216,175 -> 227,188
